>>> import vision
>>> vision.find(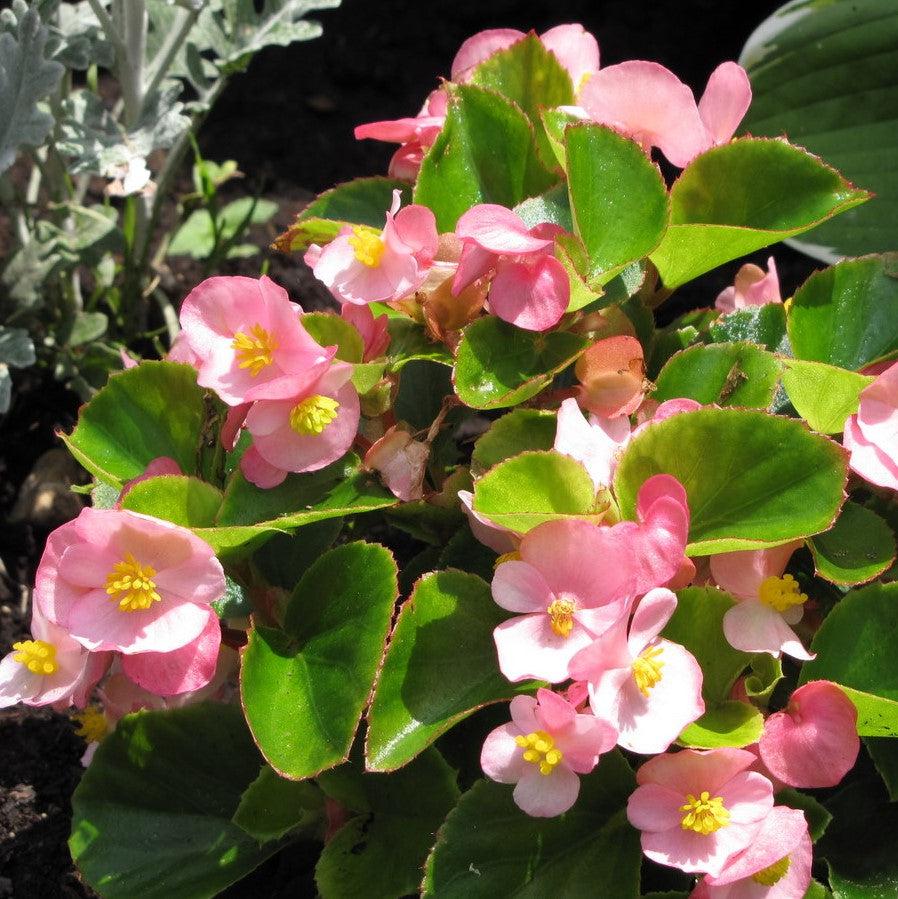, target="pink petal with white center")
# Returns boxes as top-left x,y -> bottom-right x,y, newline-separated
855,360 -> 898,448
540,24 -> 600,88
636,747 -> 757,794
577,61 -> 709,167
718,771 -> 774,826
844,414 -> 898,490
455,204 -> 555,255
480,722 -> 531,783
240,445 -> 288,488
121,609 -> 221,696
758,680 -> 859,788
493,612 -> 596,683
513,764 -> 580,817
554,397 -> 630,489
451,29 -> 526,81
492,560 -> 554,613
710,542 -> 800,600
458,490 -> 518,554
723,599 -> 813,660
698,62 -> 752,146
57,543 -> 118,587
488,255 -> 570,331
627,782 -> 688,832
